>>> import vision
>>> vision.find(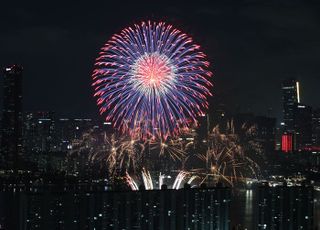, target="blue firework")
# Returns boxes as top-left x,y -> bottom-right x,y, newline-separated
92,21 -> 212,140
